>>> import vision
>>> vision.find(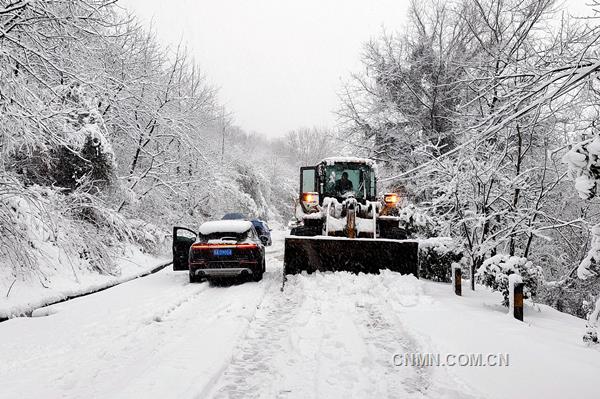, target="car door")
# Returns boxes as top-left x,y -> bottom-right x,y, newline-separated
250,226 -> 266,264
172,227 -> 197,271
